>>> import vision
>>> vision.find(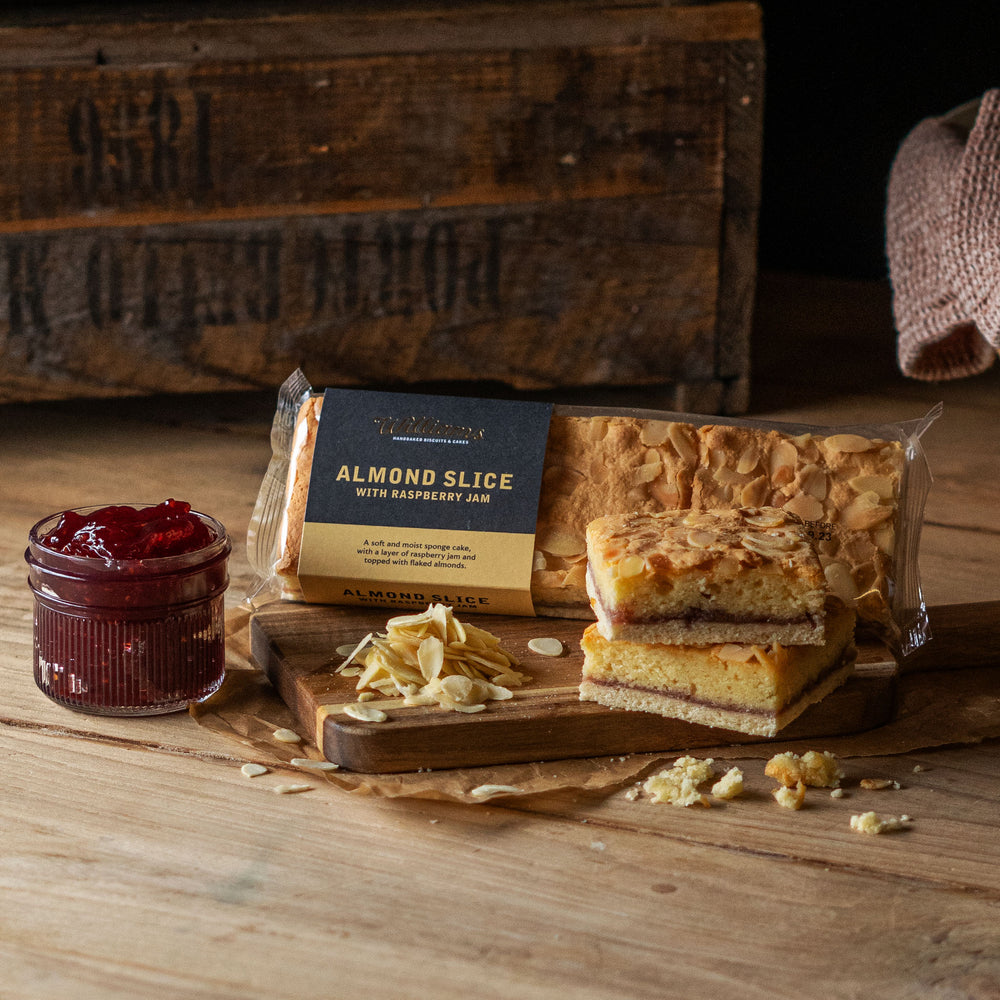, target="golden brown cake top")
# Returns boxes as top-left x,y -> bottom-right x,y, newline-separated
586,506 -> 825,583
